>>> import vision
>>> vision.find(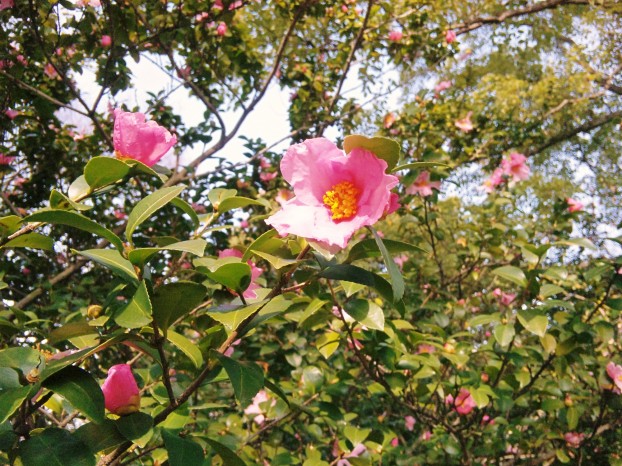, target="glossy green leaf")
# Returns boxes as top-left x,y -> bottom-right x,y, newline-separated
204,437 -> 246,466
162,429 -> 205,466
195,257 -> 252,293
242,229 -> 280,261
493,324 -> 515,347
151,281 -> 207,330
391,161 -> 450,172
115,281 -> 152,329
48,321 -> 98,345
127,239 -> 207,268
73,249 -> 138,284
369,227 -> 404,302
74,420 -> 126,453
298,299 -> 329,325
492,265 -> 527,288
343,135 -> 400,172
207,301 -> 265,333
316,331 -> 340,359
49,189 -> 92,211
319,264 -> 398,306
42,366 -> 105,424
208,188 -> 237,207
517,309 -> 548,337
0,215 -> 22,237
539,284 -> 565,298
555,238 -> 597,251
167,330 -> 204,368
170,197 -> 200,227
217,196 -> 270,213
3,232 -> 53,251
215,353 -> 264,407
0,347 -> 44,375
84,156 -> 131,189
251,250 -> 298,269
125,185 -> 185,243
25,210 -> 124,251
19,428 -> 95,466
346,238 -> 428,263
344,299 -> 385,331
0,385 -> 34,424
68,175 -> 91,201
115,412 -> 153,441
